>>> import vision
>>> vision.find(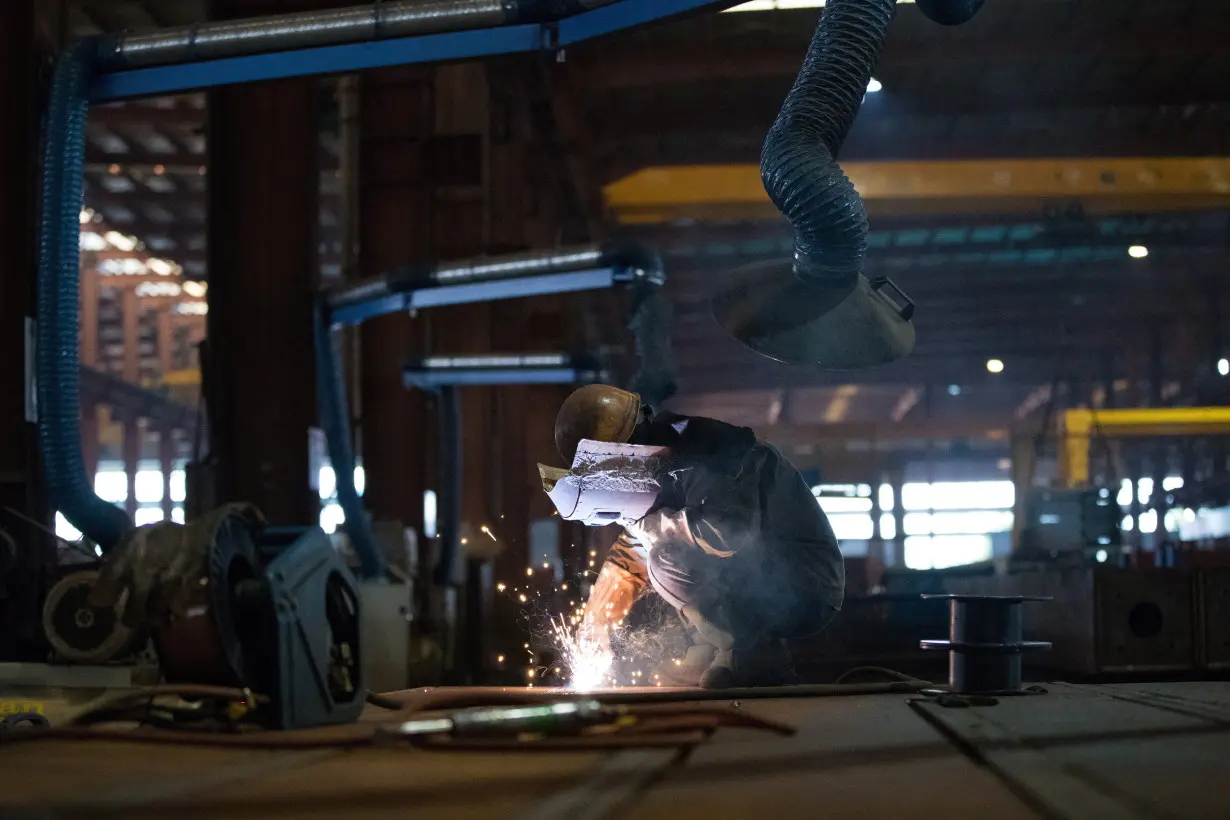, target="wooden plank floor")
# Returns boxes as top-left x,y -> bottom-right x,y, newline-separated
2,682 -> 1228,819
